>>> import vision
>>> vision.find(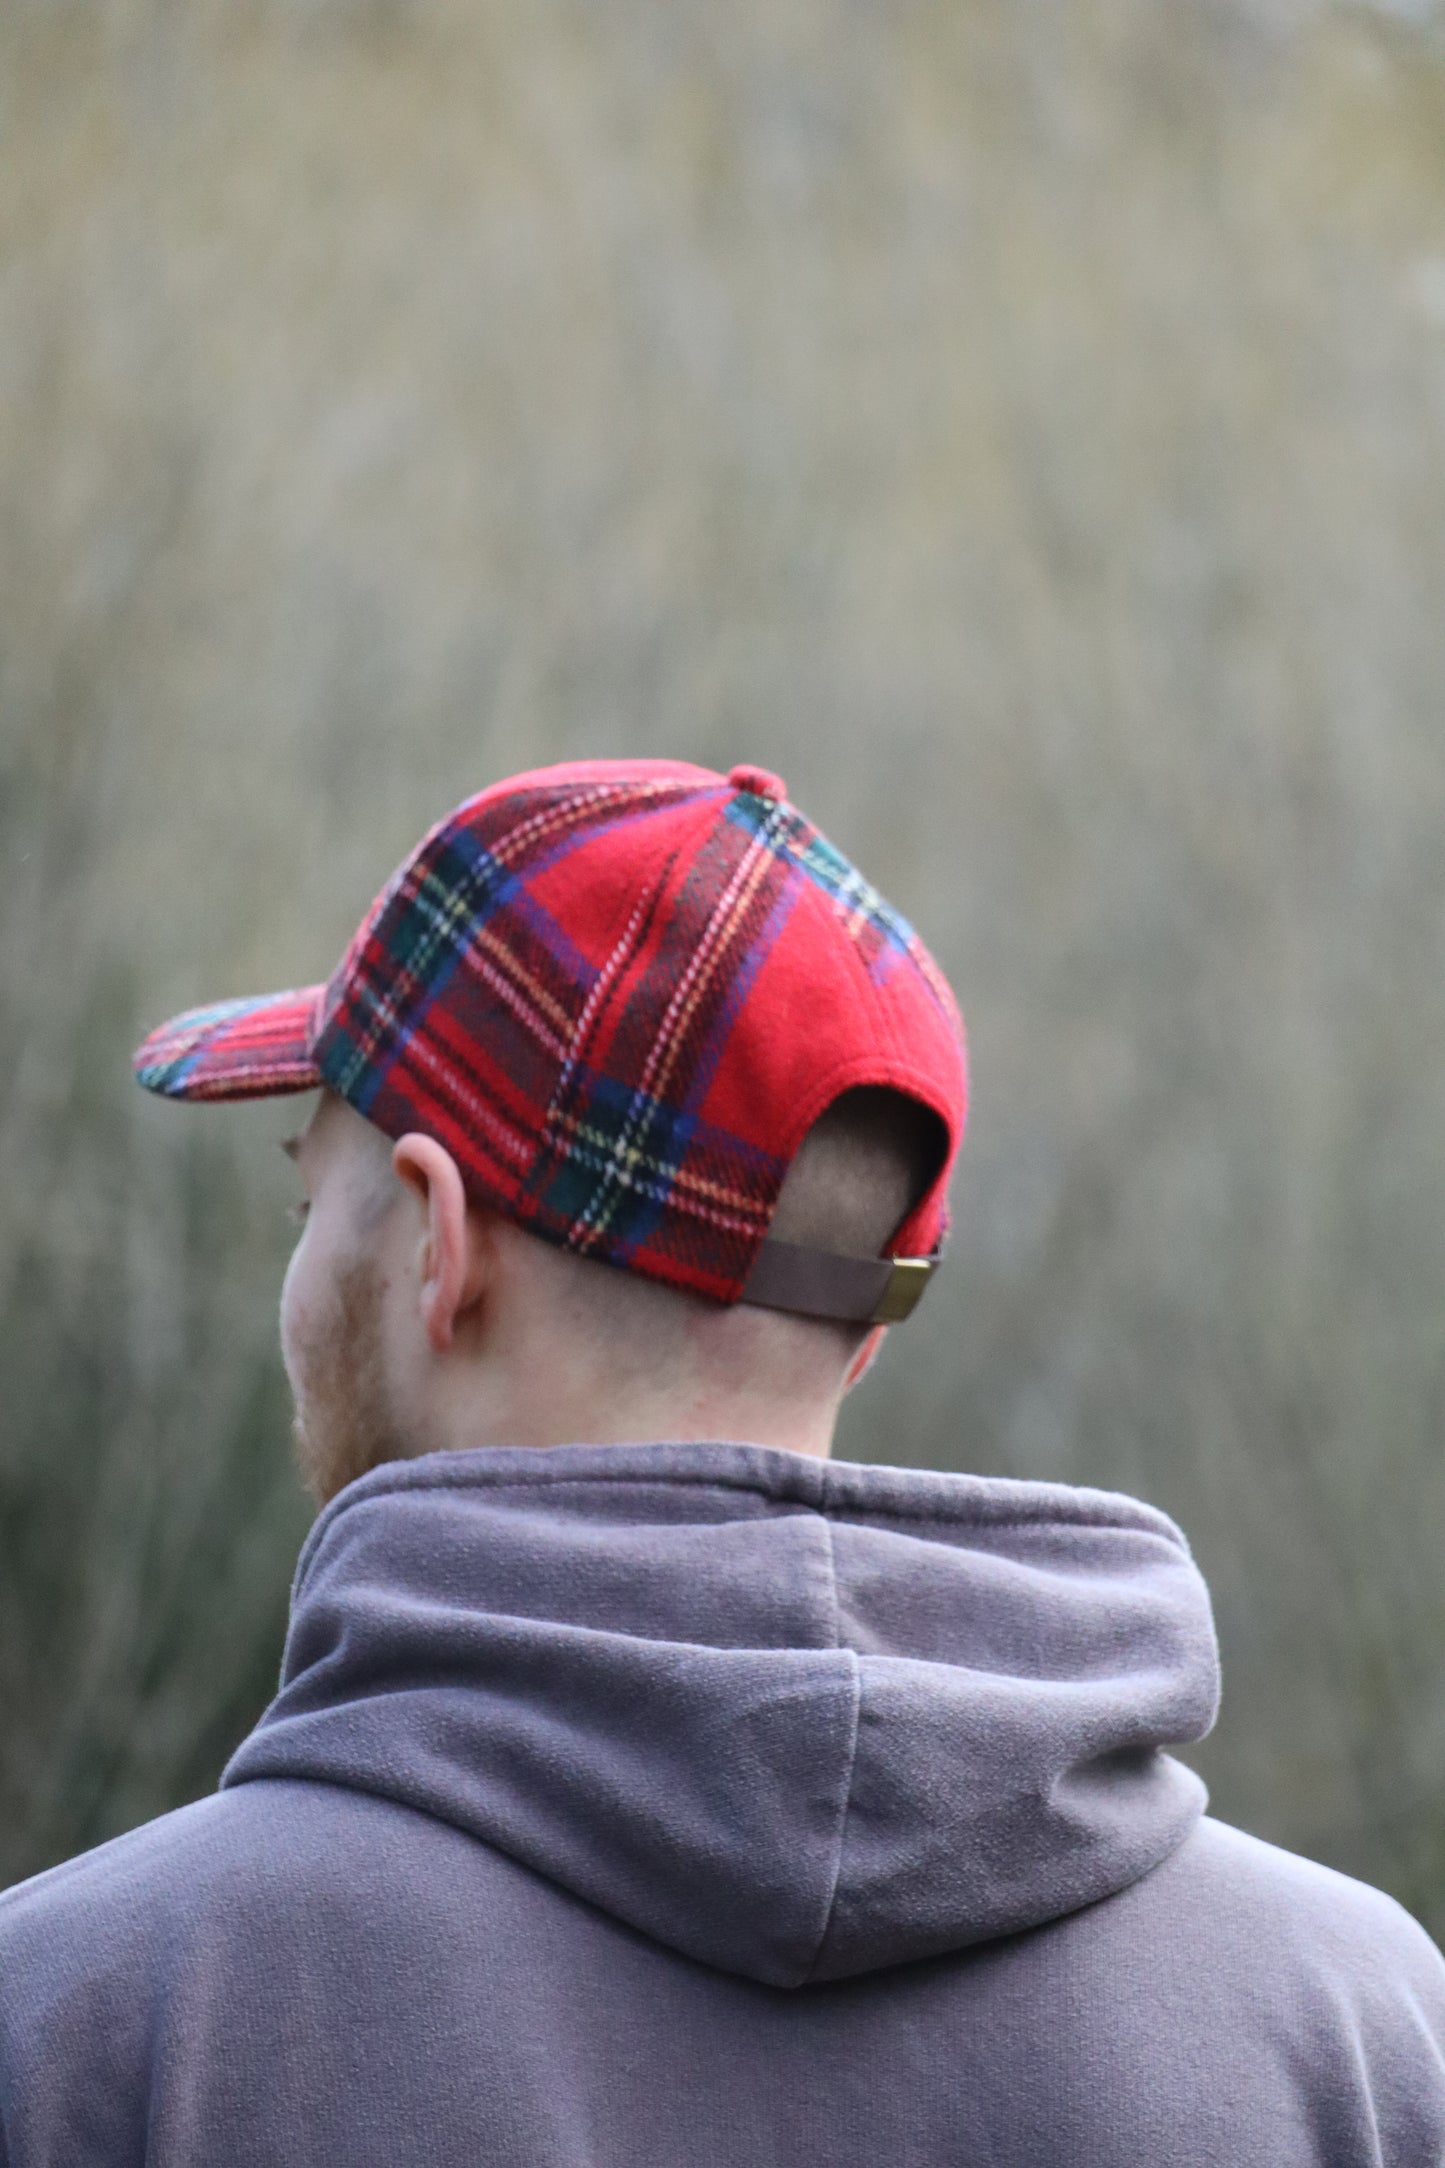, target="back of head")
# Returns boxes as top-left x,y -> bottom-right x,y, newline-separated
504,1084 -> 948,1410
133,758 -> 968,1470
768,1086 -> 947,1264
